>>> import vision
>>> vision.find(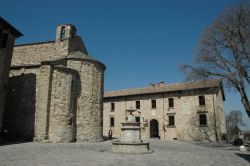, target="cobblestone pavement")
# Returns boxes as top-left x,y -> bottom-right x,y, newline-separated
0,139 -> 249,166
